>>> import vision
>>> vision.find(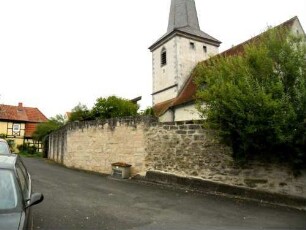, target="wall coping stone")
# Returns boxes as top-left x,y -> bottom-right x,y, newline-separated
49,118 -> 206,137
50,116 -> 158,135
